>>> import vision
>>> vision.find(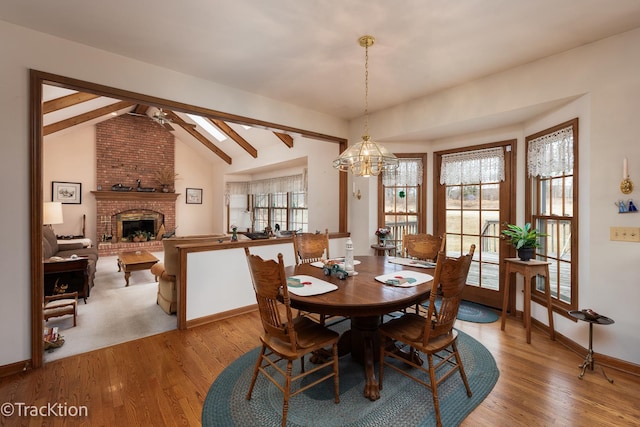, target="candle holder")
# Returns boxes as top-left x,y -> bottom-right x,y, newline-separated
620,177 -> 633,194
